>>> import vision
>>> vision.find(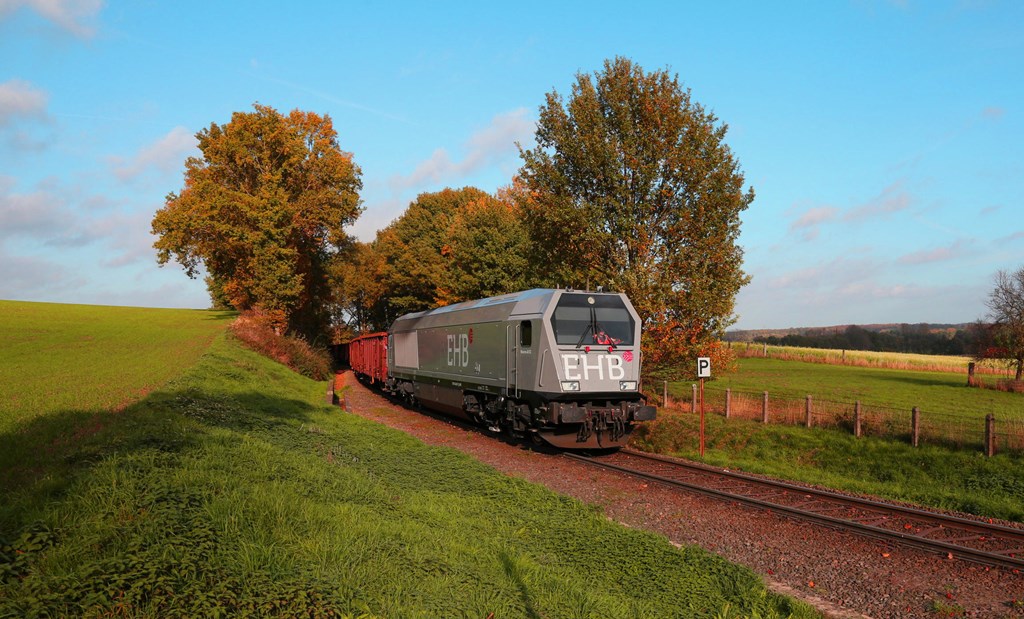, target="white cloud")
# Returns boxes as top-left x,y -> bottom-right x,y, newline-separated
736,256 -> 987,330
787,180 -> 912,242
0,0 -> 103,37
388,108 -> 534,192
790,206 -> 839,230
0,176 -> 155,267
0,79 -> 48,125
0,246 -> 82,299
110,126 -> 197,183
897,240 -> 971,265
844,180 -> 911,222
0,177 -> 75,241
981,106 -> 1005,121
